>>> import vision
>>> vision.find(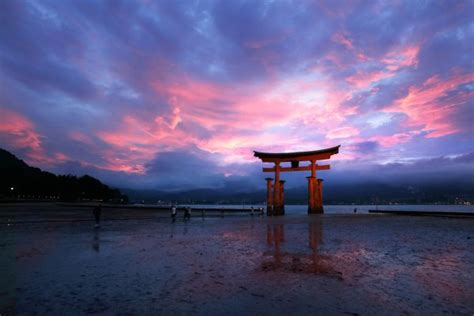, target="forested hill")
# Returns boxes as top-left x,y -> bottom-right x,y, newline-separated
0,148 -> 125,202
